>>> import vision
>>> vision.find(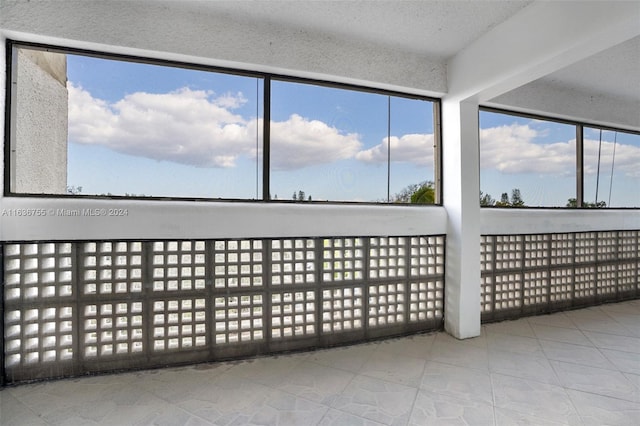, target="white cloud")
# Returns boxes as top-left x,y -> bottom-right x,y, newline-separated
480,124 -> 575,176
258,114 -> 362,170
69,83 -> 255,168
355,133 -> 434,165
480,123 -> 640,179
213,91 -> 248,109
69,85 -> 364,170
584,138 -> 640,178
